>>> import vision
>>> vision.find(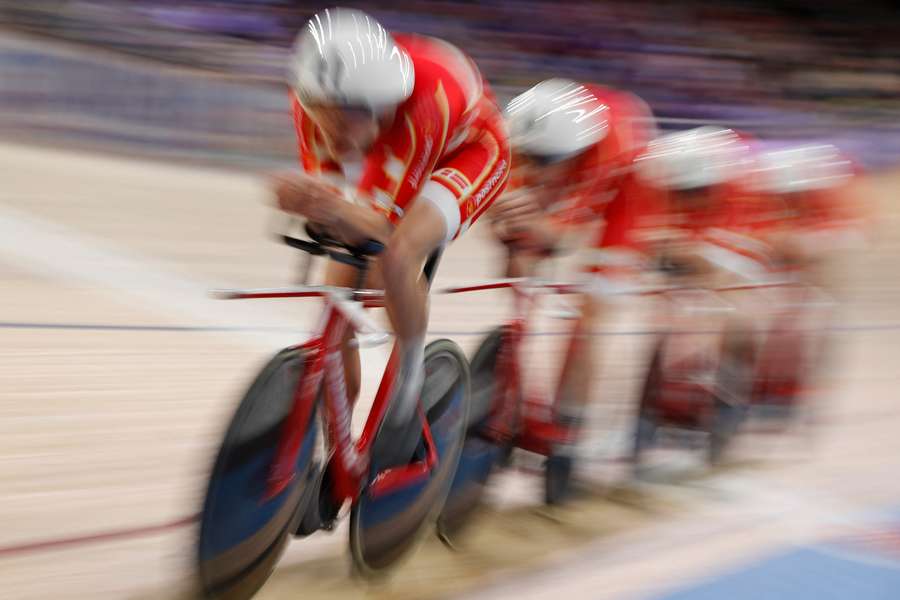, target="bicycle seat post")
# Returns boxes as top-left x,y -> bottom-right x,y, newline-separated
354,258 -> 370,291
296,250 -> 314,285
